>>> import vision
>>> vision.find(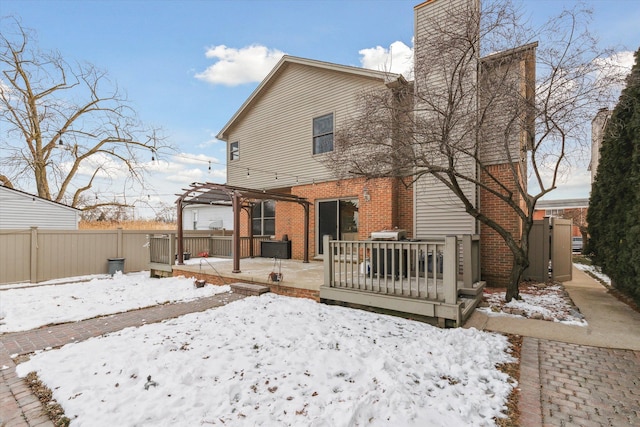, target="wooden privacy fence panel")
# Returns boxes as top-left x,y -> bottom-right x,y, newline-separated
35,230 -> 119,282
0,229 -> 32,285
0,228 -> 173,285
